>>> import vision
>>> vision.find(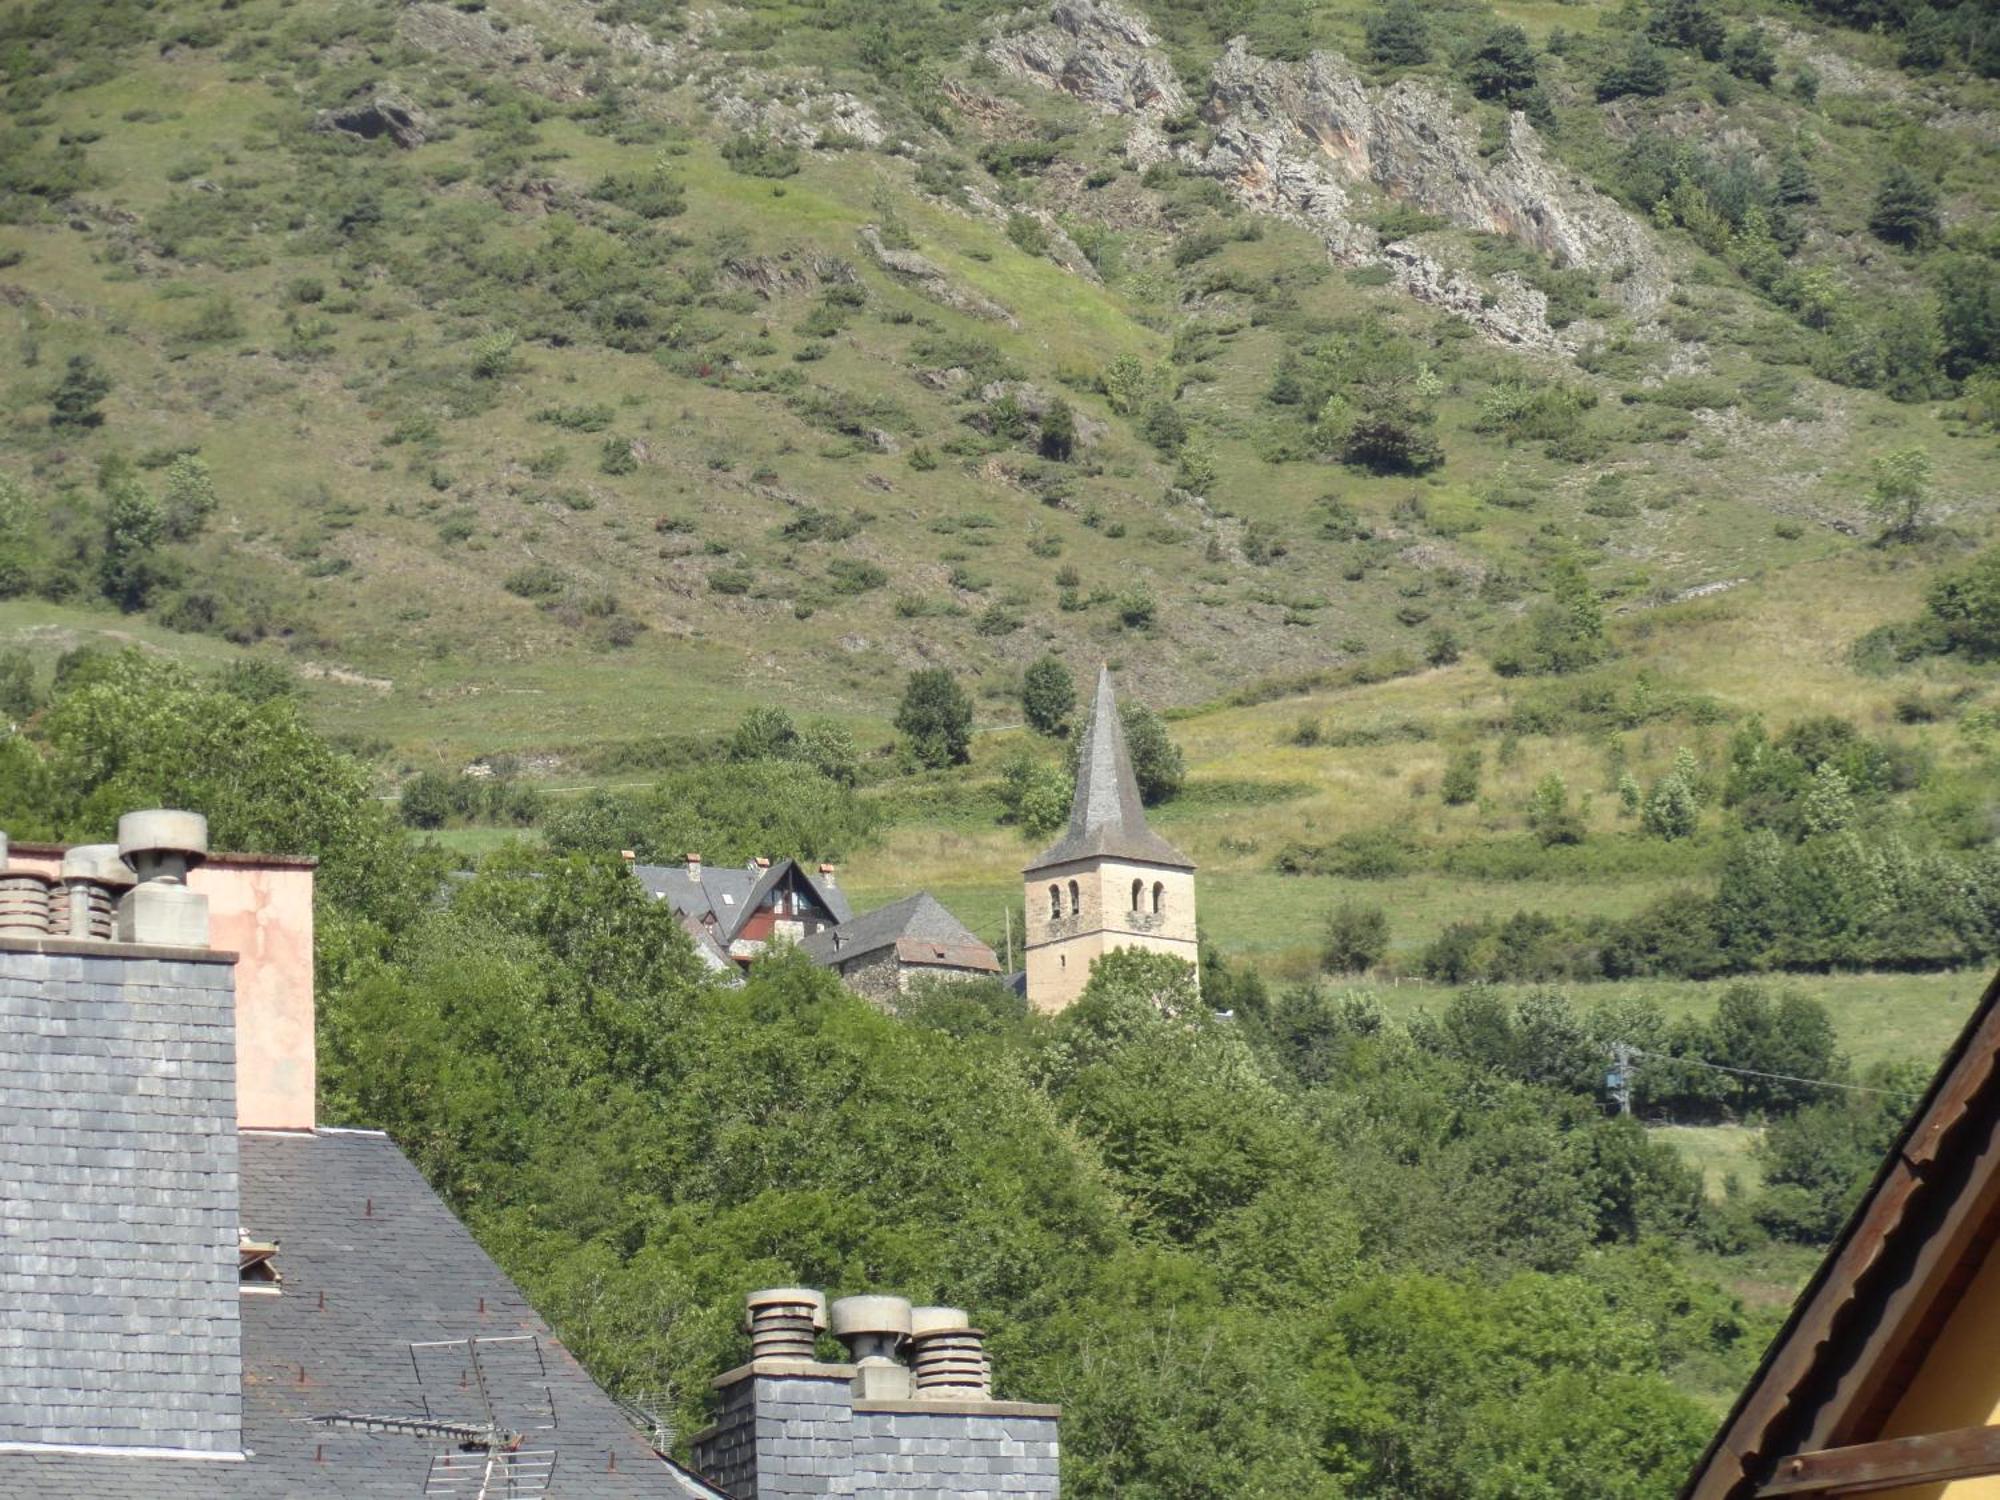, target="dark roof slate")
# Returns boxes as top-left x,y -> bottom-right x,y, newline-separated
1025,666 -> 1191,873
0,1129 -> 720,1498
796,892 -> 993,969
634,859 -> 852,941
